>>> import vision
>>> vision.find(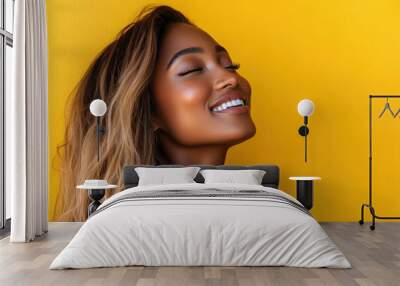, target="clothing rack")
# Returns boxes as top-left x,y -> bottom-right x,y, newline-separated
359,95 -> 400,230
